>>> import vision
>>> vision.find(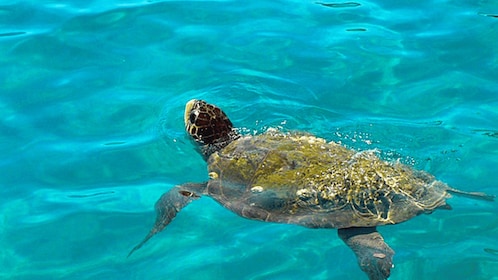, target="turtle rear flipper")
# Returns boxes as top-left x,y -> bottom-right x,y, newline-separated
128,183 -> 207,257
338,227 -> 394,280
